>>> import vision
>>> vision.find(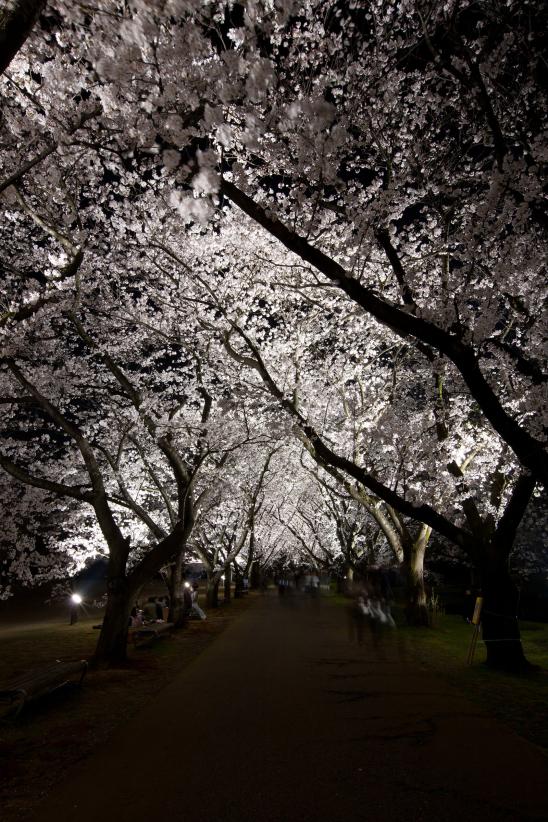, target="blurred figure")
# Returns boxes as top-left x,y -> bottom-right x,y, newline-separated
143,596 -> 157,622
191,583 -> 207,620
382,598 -> 396,628
368,595 -> 396,657
129,605 -> 143,627
155,597 -> 165,620
182,584 -> 193,616
348,595 -> 370,646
